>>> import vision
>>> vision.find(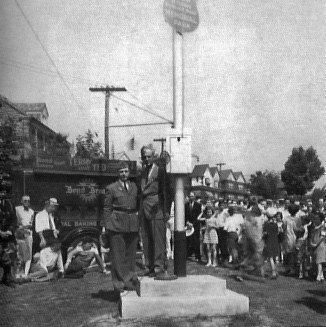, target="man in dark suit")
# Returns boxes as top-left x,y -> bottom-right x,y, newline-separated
139,145 -> 171,277
185,191 -> 202,262
103,161 -> 140,296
